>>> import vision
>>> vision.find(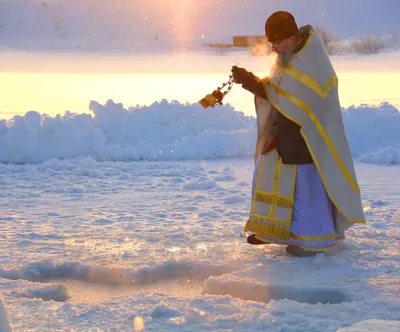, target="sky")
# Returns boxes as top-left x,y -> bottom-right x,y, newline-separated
1,0 -> 400,50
